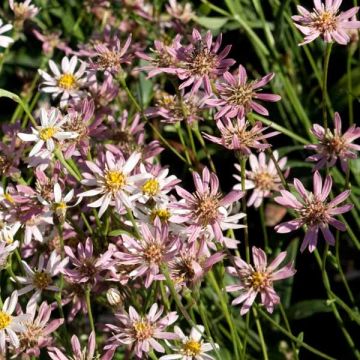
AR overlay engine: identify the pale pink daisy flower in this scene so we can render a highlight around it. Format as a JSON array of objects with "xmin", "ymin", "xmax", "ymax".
[
  {"xmin": 0, "ymin": 221, "xmax": 21, "ymax": 246},
  {"xmin": 105, "ymin": 303, "xmax": 178, "ymax": 358},
  {"xmin": 274, "ymin": 171, "xmax": 353, "ymax": 252},
  {"xmin": 114, "ymin": 219, "xmax": 180, "ymax": 288},
  {"xmin": 0, "ymin": 19, "xmax": 14, "ymax": 49},
  {"xmin": 78, "ymin": 151, "xmax": 146, "ymax": 217},
  {"xmin": 17, "ymin": 250, "xmax": 69, "ymax": 302},
  {"xmin": 174, "ymin": 29, "xmax": 235, "ymax": 95},
  {"xmin": 9, "ymin": 0, "xmax": 39, "ymax": 25},
  {"xmin": 292, "ymin": 0, "xmax": 360, "ymax": 45},
  {"xmin": 0, "ymin": 291, "xmax": 30, "ymax": 353},
  {"xmin": 166, "ymin": 0, "xmax": 194, "ymax": 24},
  {"xmin": 226, "ymin": 246, "xmax": 296, "ymax": 315},
  {"xmin": 305, "ymin": 112, "xmax": 360, "ymax": 172},
  {"xmin": 160, "ymin": 325, "xmax": 218, "ymax": 360},
  {"xmin": 206, "ymin": 65, "xmax": 281, "ymax": 119},
  {"xmin": 233, "ymin": 151, "xmax": 288, "ymax": 208},
  {"xmin": 203, "ymin": 117, "xmax": 280, "ymax": 154},
  {"xmin": 18, "ymin": 108, "xmax": 78, "ymax": 157},
  {"xmin": 38, "ymin": 56, "xmax": 88, "ymax": 107},
  {"xmin": 0, "ymin": 240, "xmax": 19, "ymax": 270},
  {"xmin": 171, "ymin": 167, "xmax": 244, "ymax": 242}
]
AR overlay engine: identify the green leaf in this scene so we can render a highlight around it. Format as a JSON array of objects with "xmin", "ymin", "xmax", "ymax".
[
  {"xmin": 193, "ymin": 16, "xmax": 229, "ymax": 30},
  {"xmin": 108, "ymin": 229, "xmax": 133, "ymax": 237},
  {"xmin": 288, "ymin": 299, "xmax": 332, "ymax": 320}
]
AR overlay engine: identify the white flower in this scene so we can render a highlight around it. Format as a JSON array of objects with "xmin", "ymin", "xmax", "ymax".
[
  {"xmin": 78, "ymin": 151, "xmax": 147, "ymax": 217},
  {"xmin": 0, "ymin": 240, "xmax": 19, "ymax": 269},
  {"xmin": 9, "ymin": 0, "xmax": 39, "ymax": 21},
  {"xmin": 16, "ymin": 251, "xmax": 69, "ymax": 303},
  {"xmin": 0, "ymin": 19, "xmax": 14, "ymax": 48},
  {"xmin": 18, "ymin": 108, "xmax": 78, "ymax": 157},
  {"xmin": 38, "ymin": 56, "xmax": 88, "ymax": 108},
  {"xmin": 160, "ymin": 325, "xmax": 218, "ymax": 360},
  {"xmin": 0, "ymin": 291, "xmax": 30, "ymax": 353}
]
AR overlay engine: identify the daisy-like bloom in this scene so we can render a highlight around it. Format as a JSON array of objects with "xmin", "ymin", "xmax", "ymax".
[
  {"xmin": 18, "ymin": 108, "xmax": 78, "ymax": 157},
  {"xmin": 0, "ymin": 19, "xmax": 14, "ymax": 49},
  {"xmin": 174, "ymin": 29, "xmax": 235, "ymax": 95},
  {"xmin": 9, "ymin": 0, "xmax": 39, "ymax": 27},
  {"xmin": 305, "ymin": 112, "xmax": 360, "ymax": 172},
  {"xmin": 0, "ymin": 221, "xmax": 20, "ymax": 246},
  {"xmin": 292, "ymin": 0, "xmax": 360, "ymax": 45},
  {"xmin": 78, "ymin": 151, "xmax": 146, "ymax": 217},
  {"xmin": 16, "ymin": 301, "xmax": 63, "ymax": 357},
  {"xmin": 114, "ymin": 219, "xmax": 180, "ymax": 288},
  {"xmin": 205, "ymin": 65, "xmax": 281, "ymax": 119},
  {"xmin": 0, "ymin": 291, "xmax": 30, "ymax": 353},
  {"xmin": 48, "ymin": 331, "xmax": 113, "ymax": 360},
  {"xmin": 274, "ymin": 171, "xmax": 353, "ymax": 252},
  {"xmin": 203, "ymin": 117, "xmax": 279, "ymax": 154},
  {"xmin": 226, "ymin": 247, "xmax": 296, "ymax": 315},
  {"xmin": 64, "ymin": 238, "xmax": 114, "ymax": 285},
  {"xmin": 171, "ymin": 167, "xmax": 244, "ymax": 242},
  {"xmin": 105, "ymin": 303, "xmax": 178, "ymax": 358},
  {"xmin": 160, "ymin": 325, "xmax": 218, "ymax": 360},
  {"xmin": 17, "ymin": 250, "xmax": 69, "ymax": 302},
  {"xmin": 32, "ymin": 30, "xmax": 72, "ymax": 56},
  {"xmin": 38, "ymin": 56, "xmax": 88, "ymax": 108},
  {"xmin": 0, "ymin": 240, "xmax": 18, "ymax": 269},
  {"xmin": 233, "ymin": 151, "xmax": 288, "ymax": 208},
  {"xmin": 166, "ymin": 0, "xmax": 194, "ymax": 24}
]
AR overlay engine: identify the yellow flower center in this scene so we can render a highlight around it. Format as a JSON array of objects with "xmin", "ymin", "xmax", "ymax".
[
  {"xmin": 33, "ymin": 271, "xmax": 52, "ymax": 289},
  {"xmin": 58, "ymin": 74, "xmax": 77, "ymax": 90},
  {"xmin": 0, "ymin": 311, "xmax": 12, "ymax": 330},
  {"xmin": 39, "ymin": 127, "xmax": 56, "ymax": 141},
  {"xmin": 313, "ymin": 11, "xmax": 337, "ymax": 32},
  {"xmin": 142, "ymin": 179, "xmax": 160, "ymax": 196},
  {"xmin": 144, "ymin": 243, "xmax": 165, "ymax": 264},
  {"xmin": 133, "ymin": 319, "xmax": 154, "ymax": 340},
  {"xmin": 183, "ymin": 340, "xmax": 202, "ymax": 356},
  {"xmin": 150, "ymin": 208, "xmax": 171, "ymax": 223},
  {"xmin": 249, "ymin": 271, "xmax": 269, "ymax": 290},
  {"xmin": 104, "ymin": 170, "xmax": 127, "ymax": 192},
  {"xmin": 253, "ymin": 171, "xmax": 275, "ymax": 191},
  {"xmin": 195, "ymin": 194, "xmax": 220, "ymax": 226}
]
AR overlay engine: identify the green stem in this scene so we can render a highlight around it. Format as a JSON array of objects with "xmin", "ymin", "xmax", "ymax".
[
  {"xmin": 347, "ymin": 47, "xmax": 354, "ymax": 125},
  {"xmin": 259, "ymin": 204, "xmax": 269, "ymax": 253},
  {"xmin": 322, "ymin": 43, "xmax": 333, "ymax": 131},
  {"xmin": 252, "ymin": 307, "xmax": 268, "ymax": 360},
  {"xmin": 54, "ymin": 149, "xmax": 82, "ymax": 182},
  {"xmin": 85, "ymin": 286, "xmax": 96, "ymax": 336},
  {"xmin": 240, "ymin": 156, "xmax": 250, "ymax": 263},
  {"xmin": 175, "ymin": 122, "xmax": 192, "ymax": 166}
]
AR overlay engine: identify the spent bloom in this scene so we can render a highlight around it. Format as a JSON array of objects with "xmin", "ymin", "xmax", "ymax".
[
  {"xmin": 233, "ymin": 151, "xmax": 288, "ymax": 208},
  {"xmin": 206, "ymin": 65, "xmax": 281, "ymax": 119},
  {"xmin": 38, "ymin": 56, "xmax": 88, "ymax": 107},
  {"xmin": 160, "ymin": 325, "xmax": 218, "ymax": 360},
  {"xmin": 305, "ymin": 112, "xmax": 360, "ymax": 172},
  {"xmin": 18, "ymin": 108, "xmax": 78, "ymax": 157},
  {"xmin": 226, "ymin": 247, "xmax": 296, "ymax": 315},
  {"xmin": 174, "ymin": 29, "xmax": 235, "ymax": 94},
  {"xmin": 203, "ymin": 117, "xmax": 279, "ymax": 154},
  {"xmin": 274, "ymin": 171, "xmax": 353, "ymax": 252},
  {"xmin": 0, "ymin": 291, "xmax": 30, "ymax": 353},
  {"xmin": 171, "ymin": 167, "xmax": 244, "ymax": 242},
  {"xmin": 0, "ymin": 19, "xmax": 14, "ymax": 49},
  {"xmin": 292, "ymin": 0, "xmax": 360, "ymax": 45},
  {"xmin": 105, "ymin": 303, "xmax": 178, "ymax": 358}
]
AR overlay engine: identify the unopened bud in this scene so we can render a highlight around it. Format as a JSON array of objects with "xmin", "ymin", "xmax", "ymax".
[{"xmin": 107, "ymin": 288, "xmax": 122, "ymax": 308}]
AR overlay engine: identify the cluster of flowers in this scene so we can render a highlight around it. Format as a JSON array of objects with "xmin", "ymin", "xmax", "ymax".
[{"xmin": 0, "ymin": 0, "xmax": 358, "ymax": 359}]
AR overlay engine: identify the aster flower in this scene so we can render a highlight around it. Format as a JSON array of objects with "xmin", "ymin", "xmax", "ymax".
[
  {"xmin": 0, "ymin": 19, "xmax": 14, "ymax": 49},
  {"xmin": 274, "ymin": 171, "xmax": 353, "ymax": 252},
  {"xmin": 305, "ymin": 112, "xmax": 360, "ymax": 172},
  {"xmin": 205, "ymin": 65, "xmax": 281, "ymax": 119},
  {"xmin": 48, "ymin": 331, "xmax": 113, "ymax": 360},
  {"xmin": 203, "ymin": 117, "xmax": 279, "ymax": 154},
  {"xmin": 174, "ymin": 29, "xmax": 235, "ymax": 95},
  {"xmin": 0, "ymin": 222, "xmax": 21, "ymax": 246},
  {"xmin": 16, "ymin": 250, "xmax": 69, "ymax": 302},
  {"xmin": 18, "ymin": 108, "xmax": 78, "ymax": 157},
  {"xmin": 171, "ymin": 167, "xmax": 244, "ymax": 242},
  {"xmin": 78, "ymin": 151, "xmax": 146, "ymax": 217},
  {"xmin": 233, "ymin": 151, "xmax": 288, "ymax": 208},
  {"xmin": 38, "ymin": 56, "xmax": 88, "ymax": 107},
  {"xmin": 9, "ymin": 0, "xmax": 39, "ymax": 27},
  {"xmin": 166, "ymin": 0, "xmax": 194, "ymax": 24},
  {"xmin": 0, "ymin": 240, "xmax": 19, "ymax": 270},
  {"xmin": 160, "ymin": 325, "xmax": 218, "ymax": 360},
  {"xmin": 114, "ymin": 219, "xmax": 180, "ymax": 288},
  {"xmin": 292, "ymin": 0, "xmax": 360, "ymax": 45},
  {"xmin": 105, "ymin": 303, "xmax": 178, "ymax": 358},
  {"xmin": 0, "ymin": 291, "xmax": 30, "ymax": 353},
  {"xmin": 32, "ymin": 30, "xmax": 72, "ymax": 56},
  {"xmin": 226, "ymin": 246, "xmax": 296, "ymax": 315}
]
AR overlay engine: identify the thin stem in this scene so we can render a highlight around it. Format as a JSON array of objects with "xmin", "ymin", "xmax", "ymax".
[
  {"xmin": 252, "ymin": 307, "xmax": 268, "ymax": 360},
  {"xmin": 175, "ymin": 122, "xmax": 192, "ymax": 166},
  {"xmin": 85, "ymin": 286, "xmax": 96, "ymax": 335},
  {"xmin": 259, "ymin": 204, "xmax": 269, "ymax": 253},
  {"xmin": 347, "ymin": 47, "xmax": 354, "ymax": 125},
  {"xmin": 322, "ymin": 43, "xmax": 333, "ymax": 131},
  {"xmin": 240, "ymin": 156, "xmax": 250, "ymax": 262}
]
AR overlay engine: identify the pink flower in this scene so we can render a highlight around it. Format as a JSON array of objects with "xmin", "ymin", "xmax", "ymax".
[
  {"xmin": 206, "ymin": 65, "xmax": 281, "ymax": 119},
  {"xmin": 203, "ymin": 117, "xmax": 279, "ymax": 154},
  {"xmin": 274, "ymin": 171, "xmax": 353, "ymax": 252},
  {"xmin": 292, "ymin": 0, "xmax": 360, "ymax": 45},
  {"xmin": 226, "ymin": 246, "xmax": 296, "ymax": 315},
  {"xmin": 105, "ymin": 303, "xmax": 178, "ymax": 358},
  {"xmin": 305, "ymin": 112, "xmax": 360, "ymax": 172},
  {"xmin": 171, "ymin": 167, "xmax": 244, "ymax": 242},
  {"xmin": 174, "ymin": 29, "xmax": 235, "ymax": 95}
]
